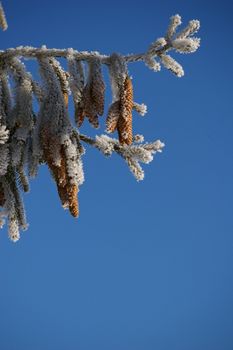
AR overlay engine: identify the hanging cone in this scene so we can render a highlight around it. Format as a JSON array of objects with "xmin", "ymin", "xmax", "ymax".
[
  {"xmin": 106, "ymin": 100, "xmax": 120, "ymax": 133},
  {"xmin": 65, "ymin": 182, "xmax": 79, "ymax": 217},
  {"xmin": 89, "ymin": 59, "xmax": 105, "ymax": 116},
  {"xmin": 117, "ymin": 75, "xmax": 133, "ymax": 145}
]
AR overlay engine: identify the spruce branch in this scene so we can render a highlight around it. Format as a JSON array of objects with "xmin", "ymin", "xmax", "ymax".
[
  {"xmin": 0, "ymin": 15, "xmax": 200, "ymax": 77},
  {"xmin": 0, "ymin": 1, "xmax": 200, "ymax": 241},
  {"xmin": 79, "ymin": 133, "xmax": 164, "ymax": 181}
]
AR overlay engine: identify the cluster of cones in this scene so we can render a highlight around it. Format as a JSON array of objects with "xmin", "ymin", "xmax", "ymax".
[
  {"xmin": 75, "ymin": 60, "xmax": 105, "ymax": 129},
  {"xmin": 39, "ymin": 72, "xmax": 79, "ymax": 218},
  {"xmin": 40, "ymin": 60, "xmax": 134, "ymax": 219},
  {"xmin": 75, "ymin": 62, "xmax": 134, "ymax": 146}
]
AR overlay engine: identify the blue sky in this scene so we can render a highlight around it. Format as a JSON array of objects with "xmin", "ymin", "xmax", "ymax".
[{"xmin": 0, "ymin": 0, "xmax": 233, "ymax": 349}]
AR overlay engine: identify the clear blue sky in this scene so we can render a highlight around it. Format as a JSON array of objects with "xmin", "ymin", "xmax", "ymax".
[{"xmin": 0, "ymin": 0, "xmax": 233, "ymax": 349}]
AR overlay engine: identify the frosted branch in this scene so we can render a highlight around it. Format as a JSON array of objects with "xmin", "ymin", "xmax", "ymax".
[
  {"xmin": 79, "ymin": 134, "xmax": 164, "ymax": 181},
  {"xmin": 0, "ymin": 15, "xmax": 200, "ymax": 79},
  {"xmin": 0, "ymin": 8, "xmax": 200, "ymax": 241}
]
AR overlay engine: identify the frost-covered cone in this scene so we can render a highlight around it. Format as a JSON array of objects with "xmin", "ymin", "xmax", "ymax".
[
  {"xmin": 107, "ymin": 55, "xmax": 134, "ymax": 144},
  {"xmin": 59, "ymin": 144, "xmax": 79, "ymax": 217},
  {"xmin": 67, "ymin": 51, "xmax": 85, "ymax": 127},
  {"xmin": 67, "ymin": 51, "xmax": 85, "ymax": 105},
  {"xmin": 77, "ymin": 59, "xmax": 105, "ymax": 129},
  {"xmin": 88, "ymin": 58, "xmax": 105, "ymax": 116},
  {"xmin": 108, "ymin": 53, "xmax": 127, "ymax": 101},
  {"xmin": 37, "ymin": 57, "xmax": 80, "ymax": 216},
  {"xmin": 38, "ymin": 57, "xmax": 70, "ymax": 134},
  {"xmin": 61, "ymin": 133, "xmax": 84, "ymax": 187},
  {"xmin": 106, "ymin": 101, "xmax": 120, "ymax": 133},
  {"xmin": 39, "ymin": 120, "xmax": 82, "ymax": 217},
  {"xmin": 65, "ymin": 181, "xmax": 79, "ymax": 217},
  {"xmin": 81, "ymin": 84, "xmax": 99, "ymax": 128},
  {"xmin": 75, "ymin": 103, "xmax": 85, "ymax": 128},
  {"xmin": 49, "ymin": 57, "xmax": 70, "ymax": 108},
  {"xmin": 118, "ymin": 75, "xmax": 133, "ymax": 145}
]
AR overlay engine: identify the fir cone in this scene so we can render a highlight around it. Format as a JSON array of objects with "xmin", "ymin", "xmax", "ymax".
[
  {"xmin": 41, "ymin": 133, "xmax": 79, "ymax": 217},
  {"xmin": 81, "ymin": 85, "xmax": 99, "ymax": 129},
  {"xmin": 90, "ymin": 73, "xmax": 105, "ymax": 116},
  {"xmin": 106, "ymin": 100, "xmax": 120, "ymax": 133},
  {"xmin": 75, "ymin": 103, "xmax": 85, "ymax": 128},
  {"xmin": 117, "ymin": 75, "xmax": 133, "ymax": 145},
  {"xmin": 75, "ymin": 105, "xmax": 85, "ymax": 128},
  {"xmin": 87, "ymin": 114, "xmax": 99, "ymax": 129},
  {"xmin": 66, "ymin": 182, "xmax": 79, "ymax": 217},
  {"xmin": 76, "ymin": 60, "xmax": 105, "ymax": 129},
  {"xmin": 117, "ymin": 116, "xmax": 133, "ymax": 145},
  {"xmin": 88, "ymin": 59, "xmax": 105, "ymax": 116},
  {"xmin": 49, "ymin": 58, "xmax": 70, "ymax": 108},
  {"xmin": 57, "ymin": 183, "xmax": 69, "ymax": 208},
  {"xmin": 40, "ymin": 128, "xmax": 67, "ymax": 206},
  {"xmin": 59, "ymin": 145, "xmax": 79, "ymax": 217}
]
